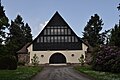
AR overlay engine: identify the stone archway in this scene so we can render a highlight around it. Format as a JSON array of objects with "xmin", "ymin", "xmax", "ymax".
[{"xmin": 49, "ymin": 53, "xmax": 66, "ymax": 64}]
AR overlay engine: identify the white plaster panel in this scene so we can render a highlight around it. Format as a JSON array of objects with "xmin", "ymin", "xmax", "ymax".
[{"xmin": 27, "ymin": 44, "xmax": 88, "ymax": 64}]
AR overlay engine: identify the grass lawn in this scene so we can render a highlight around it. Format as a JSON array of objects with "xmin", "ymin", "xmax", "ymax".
[
  {"xmin": 74, "ymin": 66, "xmax": 120, "ymax": 80},
  {"xmin": 0, "ymin": 66, "xmax": 42, "ymax": 80}
]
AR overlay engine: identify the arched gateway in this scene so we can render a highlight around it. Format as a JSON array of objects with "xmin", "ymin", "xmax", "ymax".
[{"xmin": 49, "ymin": 53, "xmax": 66, "ymax": 64}]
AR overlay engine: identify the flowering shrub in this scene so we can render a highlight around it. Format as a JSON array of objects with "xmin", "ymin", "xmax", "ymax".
[{"xmin": 92, "ymin": 45, "xmax": 120, "ymax": 73}]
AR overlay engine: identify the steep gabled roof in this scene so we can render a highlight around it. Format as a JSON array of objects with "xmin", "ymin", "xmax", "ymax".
[
  {"xmin": 34, "ymin": 11, "xmax": 80, "ymax": 42},
  {"xmin": 28, "ymin": 12, "xmax": 87, "ymax": 50}
]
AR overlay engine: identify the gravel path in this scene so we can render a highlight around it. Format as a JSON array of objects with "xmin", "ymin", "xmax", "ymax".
[{"xmin": 32, "ymin": 66, "xmax": 93, "ymax": 80}]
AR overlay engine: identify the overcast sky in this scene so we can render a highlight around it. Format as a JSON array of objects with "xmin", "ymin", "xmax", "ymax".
[{"xmin": 2, "ymin": 0, "xmax": 120, "ymax": 38}]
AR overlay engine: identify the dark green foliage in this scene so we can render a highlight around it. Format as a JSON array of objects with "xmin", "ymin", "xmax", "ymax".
[
  {"xmin": 109, "ymin": 24, "xmax": 120, "ymax": 47},
  {"xmin": 0, "ymin": 3, "xmax": 9, "ymax": 45},
  {"xmin": 110, "ymin": 3, "xmax": 120, "ymax": 47},
  {"xmin": 6, "ymin": 15, "xmax": 32, "ymax": 56},
  {"xmin": 21, "ymin": 23, "xmax": 32, "ymax": 43},
  {"xmin": 92, "ymin": 45, "xmax": 120, "ymax": 73},
  {"xmin": 83, "ymin": 14, "xmax": 104, "ymax": 47},
  {"xmin": 0, "ymin": 55, "xmax": 17, "ymax": 70},
  {"xmin": 6, "ymin": 19, "xmax": 25, "ymax": 55}
]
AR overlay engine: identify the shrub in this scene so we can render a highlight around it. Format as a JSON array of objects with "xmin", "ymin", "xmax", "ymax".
[
  {"xmin": 78, "ymin": 54, "xmax": 85, "ymax": 66},
  {"xmin": 92, "ymin": 45, "xmax": 120, "ymax": 73},
  {"xmin": 0, "ymin": 55, "xmax": 17, "ymax": 70},
  {"xmin": 31, "ymin": 54, "xmax": 39, "ymax": 66}
]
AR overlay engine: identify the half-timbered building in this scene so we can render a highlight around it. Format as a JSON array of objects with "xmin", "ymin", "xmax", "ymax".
[{"xmin": 26, "ymin": 12, "xmax": 88, "ymax": 64}]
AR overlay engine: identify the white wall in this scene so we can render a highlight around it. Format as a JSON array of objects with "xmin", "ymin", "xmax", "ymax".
[{"xmin": 27, "ymin": 43, "xmax": 88, "ymax": 64}]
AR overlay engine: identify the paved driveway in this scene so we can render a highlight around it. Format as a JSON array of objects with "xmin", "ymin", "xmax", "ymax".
[{"xmin": 32, "ymin": 66, "xmax": 93, "ymax": 80}]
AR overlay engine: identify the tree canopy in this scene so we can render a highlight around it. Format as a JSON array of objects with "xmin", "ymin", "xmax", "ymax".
[
  {"xmin": 0, "ymin": 3, "xmax": 9, "ymax": 45},
  {"xmin": 6, "ymin": 15, "xmax": 32, "ymax": 56},
  {"xmin": 83, "ymin": 14, "xmax": 104, "ymax": 47}
]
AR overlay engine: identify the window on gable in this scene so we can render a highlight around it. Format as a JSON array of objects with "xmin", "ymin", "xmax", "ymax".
[
  {"xmin": 44, "ymin": 37, "xmax": 47, "ymax": 42},
  {"xmin": 61, "ymin": 29, "xmax": 64, "ymax": 35},
  {"xmin": 61, "ymin": 36, "xmax": 64, "ymax": 42},
  {"xmin": 51, "ymin": 36, "xmax": 54, "ymax": 42},
  {"xmin": 40, "ymin": 37, "xmax": 43, "ymax": 42},
  {"xmin": 54, "ymin": 29, "xmax": 57, "ymax": 35},
  {"xmin": 68, "ymin": 36, "xmax": 71, "ymax": 42},
  {"xmin": 65, "ymin": 29, "xmax": 67, "ymax": 35},
  {"xmin": 47, "ymin": 36, "xmax": 50, "ymax": 42},
  {"xmin": 54, "ymin": 36, "xmax": 57, "ymax": 42},
  {"xmin": 68, "ymin": 29, "xmax": 71, "ymax": 35},
  {"xmin": 58, "ymin": 36, "xmax": 60, "ymax": 42},
  {"xmin": 47, "ymin": 29, "xmax": 50, "ymax": 35},
  {"xmin": 65, "ymin": 36, "xmax": 67, "ymax": 42},
  {"xmin": 51, "ymin": 29, "xmax": 54, "ymax": 35},
  {"xmin": 58, "ymin": 29, "xmax": 60, "ymax": 35},
  {"xmin": 72, "ymin": 36, "xmax": 74, "ymax": 42}
]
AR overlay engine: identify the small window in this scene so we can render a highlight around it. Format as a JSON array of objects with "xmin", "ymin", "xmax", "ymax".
[
  {"xmin": 41, "ymin": 55, "xmax": 44, "ymax": 58},
  {"xmin": 51, "ymin": 29, "xmax": 54, "ymax": 35},
  {"xmin": 51, "ymin": 36, "xmax": 54, "ymax": 42},
  {"xmin": 47, "ymin": 36, "xmax": 50, "ymax": 42},
  {"xmin": 65, "ymin": 29, "xmax": 67, "ymax": 35},
  {"xmin": 68, "ymin": 29, "xmax": 71, "ymax": 35},
  {"xmin": 47, "ymin": 29, "xmax": 50, "ymax": 35},
  {"xmin": 58, "ymin": 36, "xmax": 61, "ymax": 42},
  {"xmin": 72, "ymin": 36, "xmax": 74, "ymax": 42},
  {"xmin": 65, "ymin": 36, "xmax": 67, "ymax": 42},
  {"xmin": 54, "ymin": 36, "xmax": 57, "ymax": 42},
  {"xmin": 44, "ymin": 37, "xmax": 47, "ymax": 42},
  {"xmin": 54, "ymin": 29, "xmax": 57, "ymax": 35},
  {"xmin": 58, "ymin": 29, "xmax": 60, "ymax": 35},
  {"xmin": 71, "ymin": 54, "xmax": 74, "ymax": 57},
  {"xmin": 61, "ymin": 29, "xmax": 64, "ymax": 35},
  {"xmin": 68, "ymin": 36, "xmax": 71, "ymax": 42},
  {"xmin": 40, "ymin": 37, "xmax": 43, "ymax": 42},
  {"xmin": 61, "ymin": 36, "xmax": 64, "ymax": 42}
]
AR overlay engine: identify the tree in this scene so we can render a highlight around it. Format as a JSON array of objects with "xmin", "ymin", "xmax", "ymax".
[
  {"xmin": 21, "ymin": 23, "xmax": 32, "ymax": 43},
  {"xmin": 109, "ymin": 3, "xmax": 120, "ymax": 47},
  {"xmin": 6, "ymin": 20, "xmax": 24, "ymax": 55},
  {"xmin": 0, "ymin": 1, "xmax": 9, "ymax": 55},
  {"xmin": 6, "ymin": 15, "xmax": 32, "ymax": 56},
  {"xmin": 83, "ymin": 14, "xmax": 104, "ymax": 47},
  {"xmin": 109, "ymin": 24, "xmax": 120, "ymax": 47},
  {"xmin": 0, "ymin": 2, "xmax": 9, "ymax": 45},
  {"xmin": 6, "ymin": 15, "xmax": 25, "ymax": 55}
]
